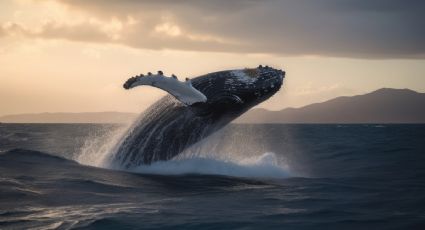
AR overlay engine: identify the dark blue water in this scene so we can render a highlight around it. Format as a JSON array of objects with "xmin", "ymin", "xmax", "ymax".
[{"xmin": 1, "ymin": 123, "xmax": 425, "ymax": 229}]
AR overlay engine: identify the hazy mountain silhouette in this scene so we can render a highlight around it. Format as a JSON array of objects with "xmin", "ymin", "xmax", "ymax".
[
  {"xmin": 236, "ymin": 88, "xmax": 425, "ymax": 123},
  {"xmin": 1, "ymin": 88, "xmax": 424, "ymax": 123}
]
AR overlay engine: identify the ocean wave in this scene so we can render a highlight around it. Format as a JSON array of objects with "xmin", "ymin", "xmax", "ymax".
[
  {"xmin": 0, "ymin": 149, "xmax": 76, "ymax": 165},
  {"xmin": 129, "ymin": 152, "xmax": 291, "ymax": 178}
]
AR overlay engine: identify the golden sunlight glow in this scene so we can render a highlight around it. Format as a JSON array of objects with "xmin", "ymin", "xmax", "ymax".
[
  {"xmin": 155, "ymin": 22, "xmax": 182, "ymax": 37},
  {"xmin": 0, "ymin": 0, "xmax": 424, "ymax": 116}
]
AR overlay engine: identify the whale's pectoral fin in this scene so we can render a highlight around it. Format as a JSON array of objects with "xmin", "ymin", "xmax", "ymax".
[{"xmin": 123, "ymin": 72, "xmax": 207, "ymax": 106}]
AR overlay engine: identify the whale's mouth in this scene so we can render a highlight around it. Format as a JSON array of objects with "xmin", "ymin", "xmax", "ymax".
[
  {"xmin": 257, "ymin": 65, "xmax": 285, "ymax": 82},
  {"xmin": 256, "ymin": 65, "xmax": 285, "ymax": 95}
]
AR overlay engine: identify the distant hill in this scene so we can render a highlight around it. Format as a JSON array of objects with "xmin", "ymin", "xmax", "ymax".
[
  {"xmin": 0, "ymin": 112, "xmax": 137, "ymax": 123},
  {"xmin": 236, "ymin": 88, "xmax": 425, "ymax": 123},
  {"xmin": 1, "ymin": 88, "xmax": 424, "ymax": 124}
]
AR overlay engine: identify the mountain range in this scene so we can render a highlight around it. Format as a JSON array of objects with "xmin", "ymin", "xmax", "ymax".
[
  {"xmin": 236, "ymin": 88, "xmax": 425, "ymax": 123},
  {"xmin": 1, "ymin": 88, "xmax": 424, "ymax": 123}
]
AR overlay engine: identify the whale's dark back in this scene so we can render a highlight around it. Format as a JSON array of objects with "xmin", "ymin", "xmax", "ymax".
[{"xmin": 109, "ymin": 67, "xmax": 284, "ymax": 168}]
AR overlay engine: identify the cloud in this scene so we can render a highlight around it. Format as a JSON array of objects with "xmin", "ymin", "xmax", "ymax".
[
  {"xmin": 2, "ymin": 21, "xmax": 108, "ymax": 40},
  {"xmin": 2, "ymin": 0, "xmax": 425, "ymax": 58}
]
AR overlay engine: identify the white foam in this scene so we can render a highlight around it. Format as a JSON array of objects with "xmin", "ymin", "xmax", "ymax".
[
  {"xmin": 76, "ymin": 124, "xmax": 130, "ymax": 167},
  {"xmin": 129, "ymin": 152, "xmax": 290, "ymax": 179},
  {"xmin": 76, "ymin": 120, "xmax": 292, "ymax": 179}
]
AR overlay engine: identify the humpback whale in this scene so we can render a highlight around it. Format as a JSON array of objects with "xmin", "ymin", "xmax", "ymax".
[{"xmin": 110, "ymin": 66, "xmax": 285, "ymax": 168}]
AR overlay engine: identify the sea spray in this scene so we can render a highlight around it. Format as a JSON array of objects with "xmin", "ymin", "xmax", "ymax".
[
  {"xmin": 75, "ymin": 101, "xmax": 292, "ymax": 178},
  {"xmin": 130, "ymin": 152, "xmax": 290, "ymax": 178},
  {"xmin": 76, "ymin": 102, "xmax": 171, "ymax": 168},
  {"xmin": 76, "ymin": 121, "xmax": 292, "ymax": 178},
  {"xmin": 76, "ymin": 124, "xmax": 130, "ymax": 167}
]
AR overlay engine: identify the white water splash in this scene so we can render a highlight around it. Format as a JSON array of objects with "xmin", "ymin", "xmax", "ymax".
[
  {"xmin": 80, "ymin": 131, "xmax": 291, "ymax": 178},
  {"xmin": 76, "ymin": 124, "xmax": 130, "ymax": 167},
  {"xmin": 130, "ymin": 152, "xmax": 290, "ymax": 178},
  {"xmin": 76, "ymin": 116, "xmax": 292, "ymax": 179}
]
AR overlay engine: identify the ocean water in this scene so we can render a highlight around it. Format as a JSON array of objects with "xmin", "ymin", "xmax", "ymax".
[{"xmin": 0, "ymin": 123, "xmax": 424, "ymax": 229}]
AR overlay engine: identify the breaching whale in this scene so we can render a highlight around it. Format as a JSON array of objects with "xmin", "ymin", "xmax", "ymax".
[{"xmin": 110, "ymin": 66, "xmax": 285, "ymax": 168}]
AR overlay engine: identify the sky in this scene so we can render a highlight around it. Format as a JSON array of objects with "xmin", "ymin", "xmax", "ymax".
[{"xmin": 0, "ymin": 0, "xmax": 424, "ymax": 116}]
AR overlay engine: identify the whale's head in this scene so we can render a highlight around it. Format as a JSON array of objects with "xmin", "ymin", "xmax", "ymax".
[
  {"xmin": 192, "ymin": 65, "xmax": 285, "ymax": 116},
  {"xmin": 227, "ymin": 65, "xmax": 285, "ymax": 105}
]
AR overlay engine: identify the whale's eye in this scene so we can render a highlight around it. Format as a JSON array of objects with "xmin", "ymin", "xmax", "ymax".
[{"xmin": 243, "ymin": 68, "xmax": 259, "ymax": 78}]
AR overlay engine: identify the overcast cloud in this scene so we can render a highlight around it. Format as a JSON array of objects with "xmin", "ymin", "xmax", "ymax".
[{"xmin": 2, "ymin": 0, "xmax": 425, "ymax": 58}]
